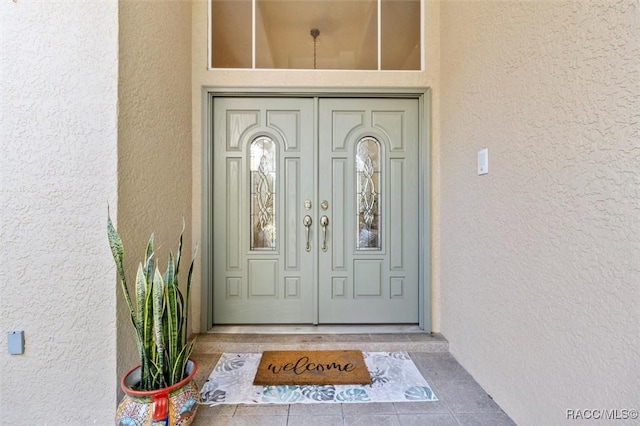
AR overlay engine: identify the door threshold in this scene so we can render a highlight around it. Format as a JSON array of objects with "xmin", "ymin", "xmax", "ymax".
[{"xmin": 207, "ymin": 324, "xmax": 423, "ymax": 335}]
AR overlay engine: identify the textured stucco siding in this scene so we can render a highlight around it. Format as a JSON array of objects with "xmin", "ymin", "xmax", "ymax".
[
  {"xmin": 118, "ymin": 0, "xmax": 193, "ymax": 389},
  {"xmin": 0, "ymin": 0, "xmax": 119, "ymax": 424},
  {"xmin": 440, "ymin": 1, "xmax": 640, "ymax": 424}
]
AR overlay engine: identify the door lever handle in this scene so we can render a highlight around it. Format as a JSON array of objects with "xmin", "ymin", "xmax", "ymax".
[
  {"xmin": 320, "ymin": 215, "xmax": 329, "ymax": 252},
  {"xmin": 303, "ymin": 215, "xmax": 313, "ymax": 252}
]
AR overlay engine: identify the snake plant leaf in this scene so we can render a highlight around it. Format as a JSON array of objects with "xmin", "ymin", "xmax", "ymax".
[
  {"xmin": 175, "ymin": 291, "xmax": 185, "ymax": 345},
  {"xmin": 107, "ymin": 214, "xmax": 135, "ymax": 323},
  {"xmin": 133, "ymin": 264, "xmax": 147, "ymax": 373},
  {"xmin": 171, "ymin": 337, "xmax": 197, "ymax": 384},
  {"xmin": 142, "ymin": 268, "xmax": 155, "ymax": 388},
  {"xmin": 152, "ymin": 268, "xmax": 166, "ymax": 388},
  {"xmin": 135, "ymin": 264, "xmax": 146, "ymax": 333},
  {"xmin": 165, "ymin": 252, "xmax": 179, "ymax": 371},
  {"xmin": 184, "ymin": 246, "xmax": 197, "ymax": 345},
  {"xmin": 106, "ymin": 214, "xmax": 125, "ymax": 283},
  {"xmin": 144, "ymin": 234, "xmax": 155, "ymax": 288},
  {"xmin": 149, "ymin": 357, "xmax": 163, "ymax": 390},
  {"xmin": 175, "ymin": 220, "xmax": 184, "ymax": 276},
  {"xmin": 138, "ymin": 285, "xmax": 154, "ymax": 389},
  {"xmin": 142, "ymin": 235, "xmax": 154, "ymax": 388},
  {"xmin": 165, "ymin": 252, "xmax": 176, "ymax": 287}
]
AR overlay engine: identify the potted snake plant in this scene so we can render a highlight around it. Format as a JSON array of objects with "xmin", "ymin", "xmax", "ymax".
[{"xmin": 108, "ymin": 213, "xmax": 199, "ymax": 425}]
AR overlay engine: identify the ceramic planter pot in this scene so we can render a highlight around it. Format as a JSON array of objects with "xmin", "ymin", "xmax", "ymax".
[{"xmin": 115, "ymin": 360, "xmax": 199, "ymax": 426}]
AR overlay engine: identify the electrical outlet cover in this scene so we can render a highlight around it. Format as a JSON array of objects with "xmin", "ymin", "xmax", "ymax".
[{"xmin": 7, "ymin": 330, "xmax": 24, "ymax": 355}]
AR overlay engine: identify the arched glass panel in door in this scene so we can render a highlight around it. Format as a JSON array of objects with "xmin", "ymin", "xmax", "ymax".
[
  {"xmin": 250, "ymin": 136, "xmax": 277, "ymax": 250},
  {"xmin": 356, "ymin": 137, "xmax": 381, "ymax": 250}
]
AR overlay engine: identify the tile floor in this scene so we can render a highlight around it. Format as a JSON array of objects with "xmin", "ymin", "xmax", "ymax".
[{"xmin": 190, "ymin": 351, "xmax": 517, "ymax": 426}]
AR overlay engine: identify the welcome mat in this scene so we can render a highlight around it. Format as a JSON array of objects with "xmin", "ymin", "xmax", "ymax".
[
  {"xmin": 253, "ymin": 350, "xmax": 372, "ymax": 386},
  {"xmin": 200, "ymin": 351, "xmax": 437, "ymax": 405}
]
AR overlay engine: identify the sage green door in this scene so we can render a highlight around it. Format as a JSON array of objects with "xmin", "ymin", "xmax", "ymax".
[
  {"xmin": 317, "ymin": 98, "xmax": 420, "ymax": 323},
  {"xmin": 212, "ymin": 97, "xmax": 419, "ymax": 324},
  {"xmin": 212, "ymin": 97, "xmax": 315, "ymax": 323}
]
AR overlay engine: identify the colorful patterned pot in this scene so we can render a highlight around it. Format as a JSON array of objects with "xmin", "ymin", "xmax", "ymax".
[{"xmin": 115, "ymin": 360, "xmax": 199, "ymax": 426}]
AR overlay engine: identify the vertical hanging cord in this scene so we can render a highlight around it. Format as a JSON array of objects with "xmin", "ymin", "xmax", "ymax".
[{"xmin": 310, "ymin": 28, "xmax": 320, "ymax": 70}]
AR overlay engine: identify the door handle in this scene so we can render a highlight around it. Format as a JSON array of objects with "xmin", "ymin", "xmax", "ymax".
[
  {"xmin": 303, "ymin": 215, "xmax": 313, "ymax": 252},
  {"xmin": 320, "ymin": 215, "xmax": 329, "ymax": 252}
]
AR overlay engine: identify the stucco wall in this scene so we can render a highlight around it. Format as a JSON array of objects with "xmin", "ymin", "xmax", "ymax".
[
  {"xmin": 440, "ymin": 1, "xmax": 640, "ymax": 424},
  {"xmin": 0, "ymin": 0, "xmax": 119, "ymax": 424},
  {"xmin": 191, "ymin": 0, "xmax": 442, "ymax": 331},
  {"xmin": 118, "ymin": 0, "xmax": 193, "ymax": 387}
]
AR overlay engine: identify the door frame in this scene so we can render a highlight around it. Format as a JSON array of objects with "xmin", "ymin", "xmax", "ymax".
[{"xmin": 200, "ymin": 87, "xmax": 432, "ymax": 331}]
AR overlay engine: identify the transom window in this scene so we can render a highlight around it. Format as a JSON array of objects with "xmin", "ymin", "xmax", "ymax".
[{"xmin": 210, "ymin": 0, "xmax": 421, "ymax": 70}]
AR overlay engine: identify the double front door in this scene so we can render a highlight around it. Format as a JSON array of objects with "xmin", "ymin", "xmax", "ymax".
[{"xmin": 212, "ymin": 97, "xmax": 419, "ymax": 324}]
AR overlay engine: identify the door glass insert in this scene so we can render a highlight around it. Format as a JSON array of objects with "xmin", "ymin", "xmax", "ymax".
[
  {"xmin": 356, "ymin": 137, "xmax": 381, "ymax": 250},
  {"xmin": 250, "ymin": 136, "xmax": 277, "ymax": 250}
]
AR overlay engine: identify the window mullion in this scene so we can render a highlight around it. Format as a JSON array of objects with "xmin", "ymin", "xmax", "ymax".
[
  {"xmin": 377, "ymin": 0, "xmax": 381, "ymax": 70},
  {"xmin": 252, "ymin": 0, "xmax": 256, "ymax": 69}
]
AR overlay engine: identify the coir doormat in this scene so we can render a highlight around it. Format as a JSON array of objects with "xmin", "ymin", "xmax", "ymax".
[
  {"xmin": 253, "ymin": 350, "xmax": 372, "ymax": 386},
  {"xmin": 200, "ymin": 351, "xmax": 438, "ymax": 405}
]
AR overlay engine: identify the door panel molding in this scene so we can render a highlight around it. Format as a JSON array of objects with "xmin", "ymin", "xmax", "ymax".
[
  {"xmin": 317, "ymin": 98, "xmax": 418, "ymax": 324},
  {"xmin": 202, "ymin": 87, "xmax": 431, "ymax": 331}
]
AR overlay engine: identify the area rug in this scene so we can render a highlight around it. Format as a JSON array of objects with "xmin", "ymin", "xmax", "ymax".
[
  {"xmin": 200, "ymin": 351, "xmax": 437, "ymax": 405},
  {"xmin": 253, "ymin": 350, "xmax": 371, "ymax": 386}
]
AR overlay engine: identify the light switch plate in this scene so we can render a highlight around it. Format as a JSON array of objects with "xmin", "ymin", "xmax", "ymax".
[
  {"xmin": 7, "ymin": 330, "xmax": 24, "ymax": 355},
  {"xmin": 478, "ymin": 148, "xmax": 488, "ymax": 175}
]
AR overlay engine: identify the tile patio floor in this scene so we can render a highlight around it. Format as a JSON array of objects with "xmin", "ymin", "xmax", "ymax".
[{"xmin": 190, "ymin": 332, "xmax": 517, "ymax": 426}]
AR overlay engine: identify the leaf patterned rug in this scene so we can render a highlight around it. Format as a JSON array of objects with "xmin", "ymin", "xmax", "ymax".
[{"xmin": 199, "ymin": 351, "xmax": 437, "ymax": 405}]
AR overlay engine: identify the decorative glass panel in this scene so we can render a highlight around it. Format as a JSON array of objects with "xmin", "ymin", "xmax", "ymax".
[
  {"xmin": 356, "ymin": 137, "xmax": 381, "ymax": 250},
  {"xmin": 250, "ymin": 137, "xmax": 277, "ymax": 250}
]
